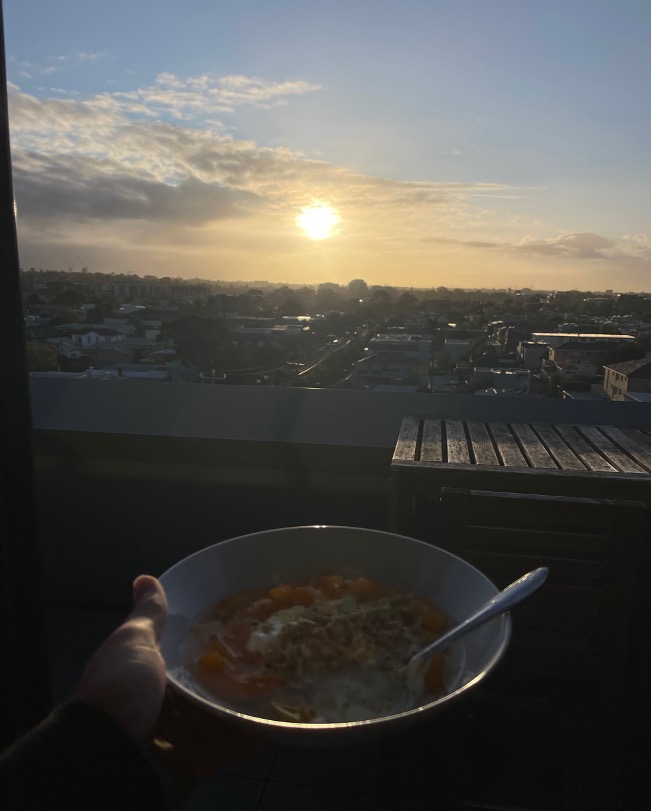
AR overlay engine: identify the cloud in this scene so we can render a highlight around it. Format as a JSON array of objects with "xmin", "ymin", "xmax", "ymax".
[
  {"xmin": 421, "ymin": 231, "xmax": 650, "ymax": 264},
  {"xmin": 514, "ymin": 231, "xmax": 650, "ymax": 261},
  {"xmin": 603, "ymin": 233, "xmax": 650, "ymax": 260},
  {"xmin": 13, "ymin": 156, "xmax": 261, "ymax": 224},
  {"xmin": 107, "ymin": 72, "xmax": 322, "ymax": 120},
  {"xmin": 15, "ymin": 50, "xmax": 109, "ymax": 77},
  {"xmin": 9, "ymin": 82, "xmax": 509, "ymax": 236},
  {"xmin": 514, "ymin": 231, "xmax": 613, "ymax": 258}
]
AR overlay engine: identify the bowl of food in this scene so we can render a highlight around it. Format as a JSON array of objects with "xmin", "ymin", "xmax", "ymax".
[{"xmin": 159, "ymin": 525, "xmax": 510, "ymax": 745}]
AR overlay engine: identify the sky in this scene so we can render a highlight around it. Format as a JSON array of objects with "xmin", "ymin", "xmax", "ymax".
[{"xmin": 3, "ymin": 0, "xmax": 650, "ymax": 292}]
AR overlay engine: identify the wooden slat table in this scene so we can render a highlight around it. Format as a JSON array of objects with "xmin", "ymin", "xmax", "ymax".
[{"xmin": 389, "ymin": 417, "xmax": 651, "ymax": 534}]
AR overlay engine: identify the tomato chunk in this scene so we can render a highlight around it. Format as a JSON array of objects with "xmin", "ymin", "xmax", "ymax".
[
  {"xmin": 289, "ymin": 585, "xmax": 317, "ymax": 607},
  {"xmin": 269, "ymin": 583, "xmax": 316, "ymax": 608},
  {"xmin": 312, "ymin": 574, "xmax": 345, "ymax": 599},
  {"xmin": 349, "ymin": 576, "xmax": 394, "ymax": 603},
  {"xmin": 214, "ymin": 589, "xmax": 268, "ymax": 621},
  {"xmin": 269, "ymin": 584, "xmax": 293, "ymax": 606}
]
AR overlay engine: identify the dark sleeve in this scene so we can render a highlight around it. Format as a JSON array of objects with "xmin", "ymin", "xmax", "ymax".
[{"xmin": 0, "ymin": 700, "xmax": 167, "ymax": 811}]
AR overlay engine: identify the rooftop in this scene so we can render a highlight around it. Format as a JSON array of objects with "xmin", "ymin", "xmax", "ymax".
[
  {"xmin": 531, "ymin": 332, "xmax": 636, "ymax": 340},
  {"xmin": 553, "ymin": 340, "xmax": 634, "ymax": 351},
  {"xmin": 603, "ymin": 358, "xmax": 651, "ymax": 377}
]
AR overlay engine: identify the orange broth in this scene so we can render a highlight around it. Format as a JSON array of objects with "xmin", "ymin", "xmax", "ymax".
[{"xmin": 189, "ymin": 574, "xmax": 450, "ymax": 723}]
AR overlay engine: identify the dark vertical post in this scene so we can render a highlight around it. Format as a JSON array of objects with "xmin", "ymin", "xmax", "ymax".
[{"xmin": 0, "ymin": 0, "xmax": 52, "ymax": 747}]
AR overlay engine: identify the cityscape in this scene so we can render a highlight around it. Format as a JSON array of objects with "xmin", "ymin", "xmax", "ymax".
[{"xmin": 22, "ymin": 268, "xmax": 650, "ymax": 401}]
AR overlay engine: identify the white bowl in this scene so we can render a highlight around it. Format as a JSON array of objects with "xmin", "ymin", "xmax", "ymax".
[{"xmin": 159, "ymin": 525, "xmax": 510, "ymax": 745}]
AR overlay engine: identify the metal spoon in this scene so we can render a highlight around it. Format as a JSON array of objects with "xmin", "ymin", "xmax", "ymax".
[{"xmin": 406, "ymin": 566, "xmax": 549, "ymax": 682}]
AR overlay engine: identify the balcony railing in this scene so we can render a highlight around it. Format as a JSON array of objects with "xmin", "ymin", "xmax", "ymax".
[{"xmin": 28, "ymin": 377, "xmax": 649, "ymax": 607}]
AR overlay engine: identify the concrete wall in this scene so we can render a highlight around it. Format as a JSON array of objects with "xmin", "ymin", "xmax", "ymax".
[{"xmin": 29, "ymin": 377, "xmax": 650, "ymax": 446}]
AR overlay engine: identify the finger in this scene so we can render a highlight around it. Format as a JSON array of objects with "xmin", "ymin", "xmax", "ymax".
[{"xmin": 130, "ymin": 574, "xmax": 168, "ymax": 641}]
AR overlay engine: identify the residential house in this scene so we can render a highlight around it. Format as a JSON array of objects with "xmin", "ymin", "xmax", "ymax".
[
  {"xmin": 102, "ymin": 318, "xmax": 137, "ymax": 337},
  {"xmin": 349, "ymin": 333, "xmax": 432, "ymax": 389},
  {"xmin": 92, "ymin": 339, "xmax": 132, "ymax": 367},
  {"xmin": 366, "ymin": 333, "xmax": 431, "ymax": 356},
  {"xmin": 56, "ymin": 325, "xmax": 122, "ymax": 349},
  {"xmin": 428, "ymin": 374, "xmax": 455, "ymax": 393},
  {"xmin": 350, "ymin": 350, "xmax": 430, "ymax": 388},
  {"xmin": 517, "ymin": 341, "xmax": 549, "ymax": 370},
  {"xmin": 46, "ymin": 336, "xmax": 84, "ymax": 360},
  {"xmin": 602, "ymin": 358, "xmax": 651, "ymax": 401},
  {"xmin": 114, "ymin": 336, "xmax": 168, "ymax": 362},
  {"xmin": 444, "ymin": 338, "xmax": 475, "ymax": 361},
  {"xmin": 82, "ymin": 335, "xmax": 166, "ymax": 365},
  {"xmin": 555, "ymin": 360, "xmax": 598, "ymax": 380}
]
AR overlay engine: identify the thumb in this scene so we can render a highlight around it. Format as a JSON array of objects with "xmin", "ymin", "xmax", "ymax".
[{"xmin": 130, "ymin": 574, "xmax": 168, "ymax": 641}]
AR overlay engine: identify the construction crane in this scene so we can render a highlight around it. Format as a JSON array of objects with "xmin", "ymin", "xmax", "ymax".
[{"xmin": 68, "ymin": 256, "xmax": 88, "ymax": 273}]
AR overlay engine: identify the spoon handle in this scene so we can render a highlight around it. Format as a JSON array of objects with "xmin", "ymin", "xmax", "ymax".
[{"xmin": 410, "ymin": 566, "xmax": 549, "ymax": 665}]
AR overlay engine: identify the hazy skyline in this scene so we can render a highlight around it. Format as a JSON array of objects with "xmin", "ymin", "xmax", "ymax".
[{"xmin": 4, "ymin": 0, "xmax": 650, "ymax": 292}]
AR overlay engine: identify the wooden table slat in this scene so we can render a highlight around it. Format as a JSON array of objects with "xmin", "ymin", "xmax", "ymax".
[
  {"xmin": 531, "ymin": 424, "xmax": 588, "ymax": 471},
  {"xmin": 420, "ymin": 419, "xmax": 443, "ymax": 462},
  {"xmin": 619, "ymin": 427, "xmax": 652, "ymax": 451},
  {"xmin": 576, "ymin": 426, "xmax": 648, "ymax": 474},
  {"xmin": 389, "ymin": 417, "xmax": 651, "ymax": 534},
  {"xmin": 466, "ymin": 420, "xmax": 499, "ymax": 466},
  {"xmin": 510, "ymin": 423, "xmax": 559, "ymax": 469},
  {"xmin": 599, "ymin": 425, "xmax": 651, "ymax": 469},
  {"xmin": 393, "ymin": 416, "xmax": 420, "ymax": 461},
  {"xmin": 445, "ymin": 420, "xmax": 471, "ymax": 463},
  {"xmin": 554, "ymin": 425, "xmax": 617, "ymax": 473},
  {"xmin": 487, "ymin": 423, "xmax": 527, "ymax": 467}
]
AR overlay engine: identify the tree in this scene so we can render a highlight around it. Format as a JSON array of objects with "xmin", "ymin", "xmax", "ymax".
[
  {"xmin": 280, "ymin": 295, "xmax": 304, "ymax": 316},
  {"xmin": 53, "ymin": 289, "xmax": 85, "ymax": 307},
  {"xmin": 88, "ymin": 301, "xmax": 118, "ymax": 322},
  {"xmin": 237, "ymin": 290, "xmax": 264, "ymax": 315},
  {"xmin": 396, "ymin": 291, "xmax": 418, "ymax": 313},
  {"xmin": 369, "ymin": 288, "xmax": 393, "ymax": 318},
  {"xmin": 609, "ymin": 341, "xmax": 647, "ymax": 364},
  {"xmin": 24, "ymin": 340, "xmax": 58, "ymax": 371},
  {"xmin": 48, "ymin": 308, "xmax": 78, "ymax": 326},
  {"xmin": 551, "ymin": 290, "xmax": 585, "ymax": 310},
  {"xmin": 314, "ymin": 287, "xmax": 342, "ymax": 313},
  {"xmin": 160, "ymin": 315, "xmax": 228, "ymax": 371},
  {"xmin": 312, "ymin": 311, "xmax": 348, "ymax": 337}
]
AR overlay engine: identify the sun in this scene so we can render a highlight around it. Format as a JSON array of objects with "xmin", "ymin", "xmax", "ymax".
[{"xmin": 296, "ymin": 204, "xmax": 340, "ymax": 240}]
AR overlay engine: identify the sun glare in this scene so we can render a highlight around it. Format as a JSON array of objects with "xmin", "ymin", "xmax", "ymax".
[{"xmin": 296, "ymin": 204, "xmax": 340, "ymax": 240}]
